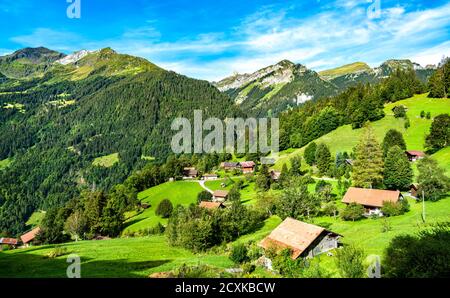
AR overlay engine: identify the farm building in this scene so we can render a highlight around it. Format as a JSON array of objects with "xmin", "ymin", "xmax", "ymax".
[
  {"xmin": 0, "ymin": 238, "xmax": 19, "ymax": 249},
  {"xmin": 260, "ymin": 218, "xmax": 341, "ymax": 259},
  {"xmin": 342, "ymin": 187, "xmax": 403, "ymax": 216},
  {"xmin": 270, "ymin": 170, "xmax": 281, "ymax": 181},
  {"xmin": 182, "ymin": 167, "xmax": 198, "ymax": 179},
  {"xmin": 202, "ymin": 173, "xmax": 218, "ymax": 181},
  {"xmin": 410, "ymin": 184, "xmax": 419, "ymax": 197},
  {"xmin": 220, "ymin": 162, "xmax": 240, "ymax": 171},
  {"xmin": 199, "ymin": 201, "xmax": 226, "ymax": 210},
  {"xmin": 20, "ymin": 227, "xmax": 41, "ymax": 247},
  {"xmin": 240, "ymin": 161, "xmax": 256, "ymax": 173},
  {"xmin": 405, "ymin": 150, "xmax": 426, "ymax": 162},
  {"xmin": 212, "ymin": 190, "xmax": 229, "ymax": 202}
]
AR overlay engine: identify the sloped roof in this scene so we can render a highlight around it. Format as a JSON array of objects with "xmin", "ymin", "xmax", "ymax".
[
  {"xmin": 199, "ymin": 201, "xmax": 224, "ymax": 209},
  {"xmin": 260, "ymin": 218, "xmax": 338, "ymax": 259},
  {"xmin": 213, "ymin": 190, "xmax": 229, "ymax": 198},
  {"xmin": 342, "ymin": 187, "xmax": 401, "ymax": 208},
  {"xmin": 240, "ymin": 161, "xmax": 255, "ymax": 167},
  {"xmin": 20, "ymin": 227, "xmax": 41, "ymax": 244},
  {"xmin": 183, "ymin": 167, "xmax": 198, "ymax": 176},
  {"xmin": 221, "ymin": 162, "xmax": 240, "ymax": 167},
  {"xmin": 0, "ymin": 238, "xmax": 18, "ymax": 245},
  {"xmin": 405, "ymin": 150, "xmax": 426, "ymax": 157}
]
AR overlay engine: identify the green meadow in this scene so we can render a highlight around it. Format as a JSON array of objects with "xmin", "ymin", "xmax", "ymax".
[
  {"xmin": 92, "ymin": 153, "xmax": 119, "ymax": 168},
  {"xmin": 274, "ymin": 94, "xmax": 450, "ymax": 169},
  {"xmin": 1, "ymin": 93, "xmax": 449, "ymax": 278},
  {"xmin": 123, "ymin": 181, "xmax": 203, "ymax": 233}
]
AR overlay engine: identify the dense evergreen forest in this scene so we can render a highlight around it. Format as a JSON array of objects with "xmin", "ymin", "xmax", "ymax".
[{"xmin": 0, "ymin": 48, "xmax": 239, "ymax": 236}]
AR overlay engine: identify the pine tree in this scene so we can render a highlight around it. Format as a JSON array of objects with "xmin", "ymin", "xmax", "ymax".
[
  {"xmin": 383, "ymin": 146, "xmax": 413, "ymax": 190},
  {"xmin": 289, "ymin": 156, "xmax": 302, "ymax": 176},
  {"xmin": 352, "ymin": 124, "xmax": 384, "ymax": 188},
  {"xmin": 382, "ymin": 129, "xmax": 407, "ymax": 157},
  {"xmin": 304, "ymin": 142, "xmax": 317, "ymax": 166},
  {"xmin": 425, "ymin": 114, "xmax": 450, "ymax": 152},
  {"xmin": 315, "ymin": 143, "xmax": 332, "ymax": 176},
  {"xmin": 256, "ymin": 164, "xmax": 271, "ymax": 191},
  {"xmin": 417, "ymin": 157, "xmax": 450, "ymax": 201}
]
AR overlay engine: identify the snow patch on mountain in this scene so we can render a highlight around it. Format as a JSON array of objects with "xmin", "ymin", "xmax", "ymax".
[{"xmin": 56, "ymin": 50, "xmax": 94, "ymax": 65}]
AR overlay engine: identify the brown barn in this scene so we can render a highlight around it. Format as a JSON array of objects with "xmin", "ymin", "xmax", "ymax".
[
  {"xmin": 260, "ymin": 218, "xmax": 341, "ymax": 259},
  {"xmin": 409, "ymin": 184, "xmax": 419, "ymax": 197},
  {"xmin": 220, "ymin": 162, "xmax": 240, "ymax": 171},
  {"xmin": 20, "ymin": 227, "xmax": 41, "ymax": 246},
  {"xmin": 183, "ymin": 167, "xmax": 198, "ymax": 179},
  {"xmin": 342, "ymin": 187, "xmax": 403, "ymax": 216},
  {"xmin": 405, "ymin": 150, "xmax": 426, "ymax": 162},
  {"xmin": 270, "ymin": 170, "xmax": 281, "ymax": 181},
  {"xmin": 212, "ymin": 190, "xmax": 229, "ymax": 202},
  {"xmin": 199, "ymin": 201, "xmax": 226, "ymax": 210},
  {"xmin": 202, "ymin": 173, "xmax": 218, "ymax": 181},
  {"xmin": 0, "ymin": 238, "xmax": 19, "ymax": 249},
  {"xmin": 240, "ymin": 161, "xmax": 256, "ymax": 173}
]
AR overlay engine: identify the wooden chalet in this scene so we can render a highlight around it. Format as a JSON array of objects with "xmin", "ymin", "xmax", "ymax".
[
  {"xmin": 202, "ymin": 173, "xmax": 218, "ymax": 181},
  {"xmin": 199, "ymin": 201, "xmax": 226, "ymax": 210},
  {"xmin": 0, "ymin": 238, "xmax": 19, "ymax": 249},
  {"xmin": 342, "ymin": 187, "xmax": 403, "ymax": 216},
  {"xmin": 182, "ymin": 167, "xmax": 198, "ymax": 179},
  {"xmin": 405, "ymin": 150, "xmax": 426, "ymax": 162},
  {"xmin": 240, "ymin": 161, "xmax": 256, "ymax": 173},
  {"xmin": 20, "ymin": 227, "xmax": 41, "ymax": 246},
  {"xmin": 260, "ymin": 218, "xmax": 341, "ymax": 259},
  {"xmin": 220, "ymin": 162, "xmax": 240, "ymax": 171},
  {"xmin": 212, "ymin": 190, "xmax": 229, "ymax": 202}
]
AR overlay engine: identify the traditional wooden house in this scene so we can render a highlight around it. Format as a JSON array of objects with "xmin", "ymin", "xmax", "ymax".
[
  {"xmin": 0, "ymin": 238, "xmax": 19, "ymax": 249},
  {"xmin": 240, "ymin": 161, "xmax": 256, "ymax": 173},
  {"xmin": 260, "ymin": 218, "xmax": 341, "ymax": 259},
  {"xmin": 202, "ymin": 173, "xmax": 218, "ymax": 181},
  {"xmin": 212, "ymin": 190, "xmax": 229, "ymax": 202},
  {"xmin": 270, "ymin": 170, "xmax": 281, "ymax": 181},
  {"xmin": 220, "ymin": 162, "xmax": 240, "ymax": 171},
  {"xmin": 182, "ymin": 167, "xmax": 198, "ymax": 179},
  {"xmin": 342, "ymin": 187, "xmax": 403, "ymax": 216},
  {"xmin": 409, "ymin": 184, "xmax": 419, "ymax": 197},
  {"xmin": 20, "ymin": 227, "xmax": 41, "ymax": 247},
  {"xmin": 199, "ymin": 201, "xmax": 226, "ymax": 210},
  {"xmin": 405, "ymin": 150, "xmax": 426, "ymax": 162}
]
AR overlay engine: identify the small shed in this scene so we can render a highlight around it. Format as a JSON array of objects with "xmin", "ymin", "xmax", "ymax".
[
  {"xmin": 202, "ymin": 173, "xmax": 218, "ymax": 181},
  {"xmin": 270, "ymin": 170, "xmax": 281, "ymax": 181},
  {"xmin": 199, "ymin": 201, "xmax": 226, "ymax": 210},
  {"xmin": 409, "ymin": 184, "xmax": 419, "ymax": 197},
  {"xmin": 212, "ymin": 190, "xmax": 229, "ymax": 202},
  {"xmin": 20, "ymin": 227, "xmax": 41, "ymax": 246},
  {"xmin": 405, "ymin": 150, "xmax": 426, "ymax": 162}
]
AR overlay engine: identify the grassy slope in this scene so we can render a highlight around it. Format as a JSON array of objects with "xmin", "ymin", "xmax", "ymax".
[
  {"xmin": 92, "ymin": 153, "xmax": 119, "ymax": 168},
  {"xmin": 319, "ymin": 62, "xmax": 371, "ymax": 79},
  {"xmin": 274, "ymin": 93, "xmax": 450, "ymax": 169},
  {"xmin": 0, "ymin": 236, "xmax": 232, "ymax": 278},
  {"xmin": 205, "ymin": 177, "xmax": 258, "ymax": 204},
  {"xmin": 123, "ymin": 181, "xmax": 203, "ymax": 233},
  {"xmin": 0, "ymin": 158, "xmax": 12, "ymax": 170}
]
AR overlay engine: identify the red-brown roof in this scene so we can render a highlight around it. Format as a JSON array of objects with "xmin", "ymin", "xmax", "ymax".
[
  {"xmin": 270, "ymin": 170, "xmax": 281, "ymax": 180},
  {"xmin": 405, "ymin": 150, "xmax": 426, "ymax": 157},
  {"xmin": 342, "ymin": 187, "xmax": 401, "ymax": 208},
  {"xmin": 0, "ymin": 238, "xmax": 18, "ymax": 245},
  {"xmin": 260, "ymin": 218, "xmax": 337, "ymax": 259},
  {"xmin": 20, "ymin": 227, "xmax": 41, "ymax": 244},
  {"xmin": 213, "ymin": 190, "xmax": 229, "ymax": 198},
  {"xmin": 240, "ymin": 161, "xmax": 255, "ymax": 168},
  {"xmin": 199, "ymin": 201, "xmax": 224, "ymax": 209}
]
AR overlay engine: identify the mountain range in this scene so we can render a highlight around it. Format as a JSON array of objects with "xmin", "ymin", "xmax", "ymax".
[{"xmin": 215, "ymin": 59, "xmax": 436, "ymax": 116}]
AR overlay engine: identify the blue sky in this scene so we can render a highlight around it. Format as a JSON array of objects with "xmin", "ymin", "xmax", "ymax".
[{"xmin": 0, "ymin": 0, "xmax": 449, "ymax": 80}]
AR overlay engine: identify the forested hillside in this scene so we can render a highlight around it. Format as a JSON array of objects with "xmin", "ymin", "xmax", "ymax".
[{"xmin": 0, "ymin": 48, "xmax": 239, "ymax": 236}]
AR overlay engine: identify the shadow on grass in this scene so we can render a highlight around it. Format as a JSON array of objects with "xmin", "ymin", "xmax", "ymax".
[
  {"xmin": 123, "ymin": 217, "xmax": 146, "ymax": 229},
  {"xmin": 0, "ymin": 252, "xmax": 172, "ymax": 278}
]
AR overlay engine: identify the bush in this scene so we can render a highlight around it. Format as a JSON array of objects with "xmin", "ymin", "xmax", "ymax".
[
  {"xmin": 242, "ymin": 262, "xmax": 256, "ymax": 274},
  {"xmin": 340, "ymin": 203, "xmax": 365, "ymax": 221},
  {"xmin": 197, "ymin": 190, "xmax": 212, "ymax": 203},
  {"xmin": 155, "ymin": 199, "xmax": 173, "ymax": 218},
  {"xmin": 381, "ymin": 201, "xmax": 403, "ymax": 217},
  {"xmin": 322, "ymin": 201, "xmax": 338, "ymax": 217},
  {"xmin": 335, "ymin": 245, "xmax": 366, "ymax": 278},
  {"xmin": 45, "ymin": 246, "xmax": 68, "ymax": 259},
  {"xmin": 383, "ymin": 222, "xmax": 450, "ymax": 277},
  {"xmin": 229, "ymin": 243, "xmax": 249, "ymax": 264},
  {"xmin": 393, "ymin": 105, "xmax": 406, "ymax": 118}
]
